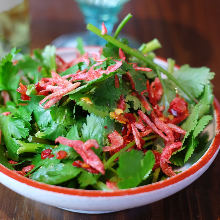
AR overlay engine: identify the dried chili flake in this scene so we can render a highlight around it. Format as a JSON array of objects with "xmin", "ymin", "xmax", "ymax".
[
  {"xmin": 106, "ymin": 180, "xmax": 118, "ymax": 190},
  {"xmin": 41, "ymin": 149, "xmax": 52, "ymax": 159},
  {"xmin": 133, "ymin": 66, "xmax": 152, "ymax": 72},
  {"xmin": 8, "ymin": 160, "xmax": 18, "ymax": 165},
  {"xmin": 103, "ymin": 131, "xmax": 124, "ymax": 152},
  {"xmin": 168, "ymin": 96, "xmax": 189, "ymax": 124},
  {"xmin": 55, "ymin": 137, "xmax": 105, "ymax": 174},
  {"xmin": 56, "ymin": 150, "xmax": 67, "ymax": 160},
  {"xmin": 16, "ymin": 83, "xmax": 30, "ymax": 101},
  {"xmin": 22, "ymin": 165, "xmax": 35, "ymax": 173},
  {"xmin": 119, "ymin": 48, "xmax": 126, "ymax": 61},
  {"xmin": 2, "ymin": 112, "xmax": 11, "ymax": 116},
  {"xmin": 160, "ymin": 142, "xmax": 182, "ymax": 177},
  {"xmin": 73, "ymin": 160, "xmax": 99, "ymax": 174},
  {"xmin": 101, "ymin": 22, "xmax": 108, "ymax": 35}
]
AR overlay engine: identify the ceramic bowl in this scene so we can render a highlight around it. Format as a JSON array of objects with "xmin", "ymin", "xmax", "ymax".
[{"xmin": 0, "ymin": 48, "xmax": 219, "ymax": 214}]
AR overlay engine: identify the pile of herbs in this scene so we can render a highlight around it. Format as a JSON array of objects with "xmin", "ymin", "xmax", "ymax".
[{"xmin": 0, "ymin": 14, "xmax": 215, "ymax": 190}]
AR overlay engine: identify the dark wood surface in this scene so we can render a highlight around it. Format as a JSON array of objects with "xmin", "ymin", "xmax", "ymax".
[{"xmin": 0, "ymin": 0, "xmax": 220, "ymax": 219}]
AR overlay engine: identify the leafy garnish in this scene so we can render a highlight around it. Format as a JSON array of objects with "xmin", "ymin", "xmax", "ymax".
[{"xmin": 117, "ymin": 150, "xmax": 155, "ymax": 189}]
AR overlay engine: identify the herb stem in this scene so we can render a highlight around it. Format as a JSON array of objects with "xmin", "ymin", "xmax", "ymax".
[
  {"xmin": 139, "ymin": 38, "xmax": 162, "ymax": 54},
  {"xmin": 87, "ymin": 24, "xmax": 198, "ymax": 103},
  {"xmin": 113, "ymin": 13, "xmax": 133, "ymax": 38},
  {"xmin": 104, "ymin": 135, "xmax": 157, "ymax": 169}
]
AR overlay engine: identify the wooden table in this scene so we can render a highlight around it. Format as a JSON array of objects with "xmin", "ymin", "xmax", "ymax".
[{"xmin": 0, "ymin": 0, "xmax": 219, "ymax": 219}]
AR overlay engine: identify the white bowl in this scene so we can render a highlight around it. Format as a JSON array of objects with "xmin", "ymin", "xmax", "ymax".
[{"xmin": 0, "ymin": 48, "xmax": 219, "ymax": 214}]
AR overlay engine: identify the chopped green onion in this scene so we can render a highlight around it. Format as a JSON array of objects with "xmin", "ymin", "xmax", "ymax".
[
  {"xmin": 139, "ymin": 38, "xmax": 162, "ymax": 54},
  {"xmin": 114, "ymin": 13, "xmax": 133, "ymax": 38},
  {"xmin": 167, "ymin": 58, "xmax": 175, "ymax": 74}
]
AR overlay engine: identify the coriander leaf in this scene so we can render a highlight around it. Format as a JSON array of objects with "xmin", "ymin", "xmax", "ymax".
[
  {"xmin": 78, "ymin": 170, "xmax": 99, "ymax": 188},
  {"xmin": 92, "ymin": 76, "xmax": 122, "ymax": 109},
  {"xmin": 197, "ymin": 84, "xmax": 213, "ymax": 118},
  {"xmin": 117, "ymin": 150, "xmax": 155, "ymax": 189},
  {"xmin": 60, "ymin": 64, "xmax": 80, "ymax": 76},
  {"xmin": 0, "ymin": 48, "xmax": 20, "ymax": 102},
  {"xmin": 184, "ymin": 115, "xmax": 212, "ymax": 163},
  {"xmin": 35, "ymin": 122, "xmax": 67, "ymax": 141},
  {"xmin": 81, "ymin": 114, "xmax": 114, "ymax": 146},
  {"xmin": 31, "ymin": 159, "xmax": 80, "ymax": 185},
  {"xmin": 76, "ymin": 96, "xmax": 109, "ymax": 117},
  {"xmin": 122, "ymin": 63, "xmax": 147, "ymax": 93},
  {"xmin": 173, "ymin": 65, "xmax": 214, "ymax": 98},
  {"xmin": 0, "ymin": 115, "xmax": 20, "ymax": 160},
  {"xmin": 7, "ymin": 117, "xmax": 29, "ymax": 139},
  {"xmin": 193, "ymin": 115, "xmax": 212, "ymax": 138},
  {"xmin": 184, "ymin": 137, "xmax": 199, "ymax": 163},
  {"xmin": 125, "ymin": 94, "xmax": 146, "ymax": 112},
  {"xmin": 50, "ymin": 106, "xmax": 74, "ymax": 127}
]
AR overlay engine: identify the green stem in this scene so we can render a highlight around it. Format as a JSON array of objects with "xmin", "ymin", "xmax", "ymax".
[
  {"xmin": 104, "ymin": 135, "xmax": 157, "ymax": 169},
  {"xmin": 114, "ymin": 13, "xmax": 133, "ymax": 38},
  {"xmin": 167, "ymin": 58, "xmax": 175, "ymax": 74},
  {"xmin": 87, "ymin": 24, "xmax": 198, "ymax": 103},
  {"xmin": 139, "ymin": 38, "xmax": 162, "ymax": 54}
]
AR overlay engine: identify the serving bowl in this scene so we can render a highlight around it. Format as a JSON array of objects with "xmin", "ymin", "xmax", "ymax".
[{"xmin": 0, "ymin": 47, "xmax": 219, "ymax": 214}]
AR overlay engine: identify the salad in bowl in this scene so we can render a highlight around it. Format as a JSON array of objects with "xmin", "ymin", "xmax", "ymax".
[{"xmin": 0, "ymin": 14, "xmax": 218, "ymax": 213}]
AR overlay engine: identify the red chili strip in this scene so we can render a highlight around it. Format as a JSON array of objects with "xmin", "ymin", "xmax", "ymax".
[
  {"xmin": 167, "ymin": 123, "xmax": 186, "ymax": 135},
  {"xmin": 119, "ymin": 48, "xmax": 126, "ymax": 61},
  {"xmin": 16, "ymin": 83, "xmax": 30, "ymax": 101},
  {"xmin": 101, "ymin": 22, "xmax": 108, "ymax": 35},
  {"xmin": 131, "ymin": 123, "xmax": 142, "ymax": 149},
  {"xmin": 135, "ymin": 92, "xmax": 152, "ymax": 111},
  {"xmin": 73, "ymin": 160, "xmax": 99, "ymax": 174},
  {"xmin": 138, "ymin": 110, "xmax": 169, "ymax": 142},
  {"xmin": 154, "ymin": 117, "xmax": 174, "ymax": 144},
  {"xmin": 117, "ymin": 95, "xmax": 126, "ymax": 111},
  {"xmin": 106, "ymin": 180, "xmax": 118, "ymax": 190},
  {"xmin": 160, "ymin": 142, "xmax": 182, "ymax": 177},
  {"xmin": 55, "ymin": 137, "xmax": 105, "ymax": 174},
  {"xmin": 133, "ymin": 66, "xmax": 152, "ymax": 72},
  {"xmin": 103, "ymin": 131, "xmax": 124, "ymax": 152},
  {"xmin": 114, "ymin": 75, "xmax": 120, "ymax": 88},
  {"xmin": 22, "ymin": 165, "xmax": 35, "ymax": 173}
]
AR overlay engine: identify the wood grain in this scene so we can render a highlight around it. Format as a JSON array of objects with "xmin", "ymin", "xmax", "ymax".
[{"xmin": 0, "ymin": 0, "xmax": 219, "ymax": 219}]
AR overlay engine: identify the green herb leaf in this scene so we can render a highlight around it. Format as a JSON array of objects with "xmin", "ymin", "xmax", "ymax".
[
  {"xmin": 117, "ymin": 150, "xmax": 155, "ymax": 189},
  {"xmin": 31, "ymin": 159, "xmax": 80, "ymax": 185},
  {"xmin": 173, "ymin": 65, "xmax": 214, "ymax": 98}
]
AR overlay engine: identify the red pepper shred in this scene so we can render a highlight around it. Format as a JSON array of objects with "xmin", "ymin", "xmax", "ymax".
[
  {"xmin": 55, "ymin": 137, "xmax": 105, "ymax": 174},
  {"xmin": 160, "ymin": 142, "xmax": 182, "ymax": 177},
  {"xmin": 56, "ymin": 150, "xmax": 67, "ymax": 160}
]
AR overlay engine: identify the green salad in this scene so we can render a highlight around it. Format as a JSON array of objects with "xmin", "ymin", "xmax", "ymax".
[{"xmin": 0, "ymin": 14, "xmax": 214, "ymax": 190}]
